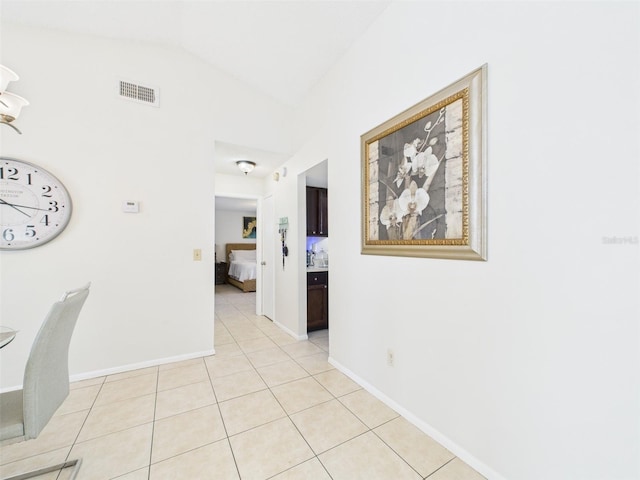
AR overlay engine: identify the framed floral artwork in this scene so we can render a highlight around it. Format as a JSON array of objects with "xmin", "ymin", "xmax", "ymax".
[{"xmin": 361, "ymin": 65, "xmax": 487, "ymax": 260}]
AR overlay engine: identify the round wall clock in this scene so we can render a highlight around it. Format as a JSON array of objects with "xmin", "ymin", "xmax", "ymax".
[{"xmin": 0, "ymin": 157, "xmax": 72, "ymax": 250}]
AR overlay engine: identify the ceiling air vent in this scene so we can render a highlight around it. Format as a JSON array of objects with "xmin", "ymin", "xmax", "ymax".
[{"xmin": 118, "ymin": 80, "xmax": 159, "ymax": 107}]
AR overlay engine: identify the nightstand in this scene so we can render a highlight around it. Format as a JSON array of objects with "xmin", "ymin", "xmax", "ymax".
[{"xmin": 215, "ymin": 262, "xmax": 227, "ymax": 285}]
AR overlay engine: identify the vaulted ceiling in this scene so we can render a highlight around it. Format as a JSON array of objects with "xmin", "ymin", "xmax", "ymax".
[
  {"xmin": 2, "ymin": 1, "xmax": 390, "ymax": 107},
  {"xmin": 2, "ymin": 1, "xmax": 390, "ymax": 176}
]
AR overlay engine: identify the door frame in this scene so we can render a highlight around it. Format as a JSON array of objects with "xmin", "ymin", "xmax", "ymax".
[
  {"xmin": 214, "ymin": 194, "xmax": 263, "ymax": 316},
  {"xmin": 300, "ymin": 159, "xmax": 329, "ymax": 336}
]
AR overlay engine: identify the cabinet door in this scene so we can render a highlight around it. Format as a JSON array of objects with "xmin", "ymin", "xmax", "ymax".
[
  {"xmin": 306, "ymin": 187, "xmax": 328, "ymax": 237},
  {"xmin": 307, "ymin": 272, "xmax": 328, "ymax": 331},
  {"xmin": 306, "ymin": 187, "xmax": 319, "ymax": 236},
  {"xmin": 317, "ymin": 188, "xmax": 328, "ymax": 236},
  {"xmin": 307, "ymin": 284, "xmax": 327, "ymax": 331}
]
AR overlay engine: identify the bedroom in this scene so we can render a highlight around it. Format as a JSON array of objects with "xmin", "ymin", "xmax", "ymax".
[{"xmin": 214, "ymin": 196, "xmax": 258, "ymax": 292}]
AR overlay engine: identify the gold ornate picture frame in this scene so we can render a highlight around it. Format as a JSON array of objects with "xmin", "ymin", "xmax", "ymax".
[{"xmin": 361, "ymin": 65, "xmax": 487, "ymax": 261}]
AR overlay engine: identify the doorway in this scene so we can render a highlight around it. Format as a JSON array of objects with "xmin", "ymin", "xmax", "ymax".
[
  {"xmin": 214, "ymin": 195, "xmax": 260, "ymax": 312},
  {"xmin": 303, "ymin": 160, "xmax": 329, "ymax": 346}
]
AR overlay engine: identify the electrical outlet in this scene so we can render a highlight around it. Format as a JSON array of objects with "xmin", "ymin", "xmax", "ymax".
[
  {"xmin": 193, "ymin": 249, "xmax": 202, "ymax": 261},
  {"xmin": 387, "ymin": 349, "xmax": 394, "ymax": 366}
]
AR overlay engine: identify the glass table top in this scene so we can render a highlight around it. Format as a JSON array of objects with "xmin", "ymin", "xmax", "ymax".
[{"xmin": 0, "ymin": 326, "xmax": 17, "ymax": 349}]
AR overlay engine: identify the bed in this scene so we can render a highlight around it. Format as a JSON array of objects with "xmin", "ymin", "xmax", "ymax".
[{"xmin": 225, "ymin": 243, "xmax": 257, "ymax": 292}]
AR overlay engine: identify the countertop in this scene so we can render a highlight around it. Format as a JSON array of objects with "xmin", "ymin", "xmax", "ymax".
[{"xmin": 307, "ymin": 266, "xmax": 329, "ymax": 273}]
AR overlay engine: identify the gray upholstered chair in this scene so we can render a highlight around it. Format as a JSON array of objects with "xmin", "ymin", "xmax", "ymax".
[{"xmin": 0, "ymin": 283, "xmax": 90, "ymax": 480}]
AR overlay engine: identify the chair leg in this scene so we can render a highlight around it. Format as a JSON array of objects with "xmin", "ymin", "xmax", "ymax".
[{"xmin": 2, "ymin": 458, "xmax": 82, "ymax": 480}]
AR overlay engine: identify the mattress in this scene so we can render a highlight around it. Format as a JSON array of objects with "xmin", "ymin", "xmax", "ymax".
[{"xmin": 228, "ymin": 260, "xmax": 257, "ymax": 282}]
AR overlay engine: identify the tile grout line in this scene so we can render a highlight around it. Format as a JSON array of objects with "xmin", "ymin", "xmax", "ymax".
[
  {"xmin": 204, "ymin": 347, "xmax": 243, "ymax": 480},
  {"xmin": 217, "ymin": 288, "xmax": 374, "ymax": 478},
  {"xmin": 220, "ymin": 290, "xmax": 330, "ymax": 479},
  {"xmin": 194, "ymin": 290, "xmax": 361, "ymax": 478},
  {"xmin": 37, "ymin": 376, "xmax": 107, "ymax": 479},
  {"xmin": 424, "ymin": 456, "xmax": 457, "ymax": 479},
  {"xmin": 369, "ymin": 420, "xmax": 435, "ymax": 479},
  {"xmin": 240, "ymin": 312, "xmax": 346, "ymax": 479},
  {"xmin": 219, "ymin": 287, "xmax": 422, "ymax": 479},
  {"xmin": 63, "ymin": 376, "xmax": 106, "ymax": 462},
  {"xmin": 145, "ymin": 365, "xmax": 160, "ymax": 479}
]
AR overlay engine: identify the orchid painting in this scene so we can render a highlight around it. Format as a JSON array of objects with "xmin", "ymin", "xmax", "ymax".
[{"xmin": 361, "ymin": 65, "xmax": 487, "ymax": 260}]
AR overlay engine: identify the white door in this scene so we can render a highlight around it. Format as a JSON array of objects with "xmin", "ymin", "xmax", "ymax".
[{"xmin": 261, "ymin": 195, "xmax": 275, "ymax": 320}]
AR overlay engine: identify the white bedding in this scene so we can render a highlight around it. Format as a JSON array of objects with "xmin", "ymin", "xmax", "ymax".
[
  {"xmin": 228, "ymin": 260, "xmax": 257, "ymax": 282},
  {"xmin": 228, "ymin": 249, "xmax": 257, "ymax": 282}
]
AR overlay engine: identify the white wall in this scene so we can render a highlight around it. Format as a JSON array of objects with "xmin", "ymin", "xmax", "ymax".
[
  {"xmin": 0, "ymin": 24, "xmax": 292, "ymax": 387},
  {"xmin": 277, "ymin": 2, "xmax": 640, "ymax": 480}
]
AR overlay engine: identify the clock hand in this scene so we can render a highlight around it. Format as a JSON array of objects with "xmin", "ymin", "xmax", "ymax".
[
  {"xmin": 0, "ymin": 198, "xmax": 32, "ymax": 217},
  {"xmin": 0, "ymin": 201, "xmax": 50, "ymax": 212}
]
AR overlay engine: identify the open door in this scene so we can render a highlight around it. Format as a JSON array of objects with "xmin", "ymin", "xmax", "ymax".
[{"xmin": 261, "ymin": 194, "xmax": 275, "ymax": 320}]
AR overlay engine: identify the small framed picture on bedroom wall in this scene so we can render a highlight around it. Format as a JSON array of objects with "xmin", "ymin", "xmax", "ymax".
[{"xmin": 243, "ymin": 216, "xmax": 257, "ymax": 239}]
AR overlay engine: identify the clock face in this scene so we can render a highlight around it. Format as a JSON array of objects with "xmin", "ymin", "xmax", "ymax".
[{"xmin": 0, "ymin": 157, "xmax": 72, "ymax": 250}]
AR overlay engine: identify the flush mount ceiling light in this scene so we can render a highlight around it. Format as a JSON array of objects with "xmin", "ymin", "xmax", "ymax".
[
  {"xmin": 236, "ymin": 160, "xmax": 256, "ymax": 175},
  {"xmin": 0, "ymin": 65, "xmax": 29, "ymax": 135}
]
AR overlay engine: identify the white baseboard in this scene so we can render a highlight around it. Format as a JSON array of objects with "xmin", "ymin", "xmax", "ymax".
[
  {"xmin": 328, "ymin": 356, "xmax": 507, "ymax": 480},
  {"xmin": 274, "ymin": 321, "xmax": 307, "ymax": 340},
  {"xmin": 0, "ymin": 349, "xmax": 216, "ymax": 393},
  {"xmin": 69, "ymin": 349, "xmax": 216, "ymax": 383}
]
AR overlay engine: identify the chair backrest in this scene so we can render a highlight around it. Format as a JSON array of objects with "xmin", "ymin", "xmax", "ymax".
[{"xmin": 22, "ymin": 283, "xmax": 90, "ymax": 439}]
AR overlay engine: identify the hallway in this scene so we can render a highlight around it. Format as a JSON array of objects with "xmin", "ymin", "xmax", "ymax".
[{"xmin": 0, "ymin": 285, "xmax": 485, "ymax": 479}]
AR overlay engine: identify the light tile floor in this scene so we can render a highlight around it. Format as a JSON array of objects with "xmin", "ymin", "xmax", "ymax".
[{"xmin": 0, "ymin": 284, "xmax": 486, "ymax": 480}]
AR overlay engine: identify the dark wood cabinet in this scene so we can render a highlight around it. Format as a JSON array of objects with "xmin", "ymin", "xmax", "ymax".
[
  {"xmin": 215, "ymin": 262, "xmax": 227, "ymax": 285},
  {"xmin": 307, "ymin": 271, "xmax": 328, "ymax": 331},
  {"xmin": 306, "ymin": 187, "xmax": 328, "ymax": 237}
]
